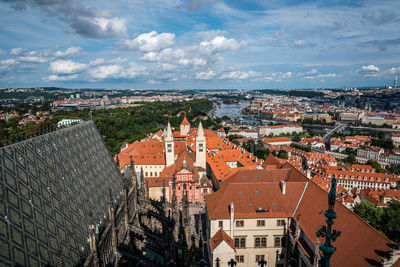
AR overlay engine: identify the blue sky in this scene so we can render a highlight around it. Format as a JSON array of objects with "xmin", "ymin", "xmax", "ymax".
[{"xmin": 0, "ymin": 0, "xmax": 399, "ymax": 89}]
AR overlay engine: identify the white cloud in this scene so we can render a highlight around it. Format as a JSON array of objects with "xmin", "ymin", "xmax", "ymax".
[
  {"xmin": 18, "ymin": 56, "xmax": 48, "ymax": 63},
  {"xmin": 293, "ymin": 40, "xmax": 312, "ymax": 48},
  {"xmin": 3, "ymin": 0, "xmax": 128, "ymax": 39},
  {"xmin": 307, "ymin": 69, "xmax": 318, "ymax": 74},
  {"xmin": 9, "ymin": 48, "xmax": 23, "ymax": 56},
  {"xmin": 0, "ymin": 59, "xmax": 19, "ymax": 73},
  {"xmin": 219, "ymin": 70, "xmax": 261, "ymax": 80},
  {"xmin": 140, "ymin": 48, "xmax": 208, "ymax": 66},
  {"xmin": 89, "ymin": 57, "xmax": 127, "ymax": 66},
  {"xmin": 138, "ymin": 34, "xmax": 245, "ymax": 70},
  {"xmin": 197, "ymin": 36, "xmax": 246, "ymax": 55},
  {"xmin": 389, "ymin": 66, "xmax": 400, "ymax": 74},
  {"xmin": 54, "ymin": 46, "xmax": 84, "ymax": 57},
  {"xmin": 300, "ymin": 69, "xmax": 337, "ymax": 79},
  {"xmin": 161, "ymin": 63, "xmax": 177, "ymax": 71},
  {"xmin": 0, "ymin": 59, "xmax": 18, "ymax": 66},
  {"xmin": 264, "ymin": 72, "xmax": 292, "ymax": 82},
  {"xmin": 358, "ymin": 65, "xmax": 380, "ymax": 76},
  {"xmin": 317, "ymin": 73, "xmax": 336, "ymax": 78},
  {"xmin": 196, "ymin": 30, "xmax": 229, "ymax": 40},
  {"xmin": 17, "ymin": 49, "xmax": 52, "ymax": 63},
  {"xmin": 89, "ymin": 63, "xmax": 146, "ymax": 79},
  {"xmin": 49, "ymin": 60, "xmax": 87, "ymax": 74},
  {"xmin": 47, "ymin": 74, "xmax": 78, "ymax": 81},
  {"xmin": 196, "ymin": 70, "xmax": 216, "ymax": 80},
  {"xmin": 91, "ymin": 17, "xmax": 127, "ymax": 38},
  {"xmin": 120, "ymin": 31, "xmax": 175, "ymax": 52}
]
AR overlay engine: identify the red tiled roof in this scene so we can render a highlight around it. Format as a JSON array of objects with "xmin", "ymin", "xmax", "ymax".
[
  {"xmin": 206, "ymin": 169, "xmax": 307, "ymax": 220},
  {"xmin": 262, "ymin": 137, "xmax": 292, "ymax": 143},
  {"xmin": 262, "ymin": 154, "xmax": 284, "ymax": 168},
  {"xmin": 294, "ymin": 181, "xmax": 393, "ymax": 266},
  {"xmin": 209, "ymin": 229, "xmax": 235, "ymax": 251},
  {"xmin": 181, "ymin": 116, "xmax": 190, "ymax": 125}
]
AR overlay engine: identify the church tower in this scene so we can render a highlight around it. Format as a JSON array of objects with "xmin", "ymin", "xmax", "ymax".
[
  {"xmin": 195, "ymin": 121, "xmax": 206, "ymax": 169},
  {"xmin": 165, "ymin": 122, "xmax": 175, "ymax": 167},
  {"xmin": 180, "ymin": 117, "xmax": 191, "ymax": 136}
]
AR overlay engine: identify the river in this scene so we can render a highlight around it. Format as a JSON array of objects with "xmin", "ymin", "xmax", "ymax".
[{"xmin": 214, "ymin": 101, "xmax": 263, "ymax": 125}]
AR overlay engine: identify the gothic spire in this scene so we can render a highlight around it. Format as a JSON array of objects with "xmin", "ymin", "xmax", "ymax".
[
  {"xmin": 196, "ymin": 121, "xmax": 205, "ymax": 141},
  {"xmin": 166, "ymin": 121, "xmax": 173, "ymax": 142}
]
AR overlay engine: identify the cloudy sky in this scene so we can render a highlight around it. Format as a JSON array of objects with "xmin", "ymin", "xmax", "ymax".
[{"xmin": 0, "ymin": 0, "xmax": 399, "ymax": 89}]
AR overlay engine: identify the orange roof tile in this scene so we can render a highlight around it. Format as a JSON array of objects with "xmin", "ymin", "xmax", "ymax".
[
  {"xmin": 181, "ymin": 116, "xmax": 190, "ymax": 125},
  {"xmin": 209, "ymin": 229, "xmax": 235, "ymax": 251},
  {"xmin": 294, "ymin": 181, "xmax": 393, "ymax": 266}
]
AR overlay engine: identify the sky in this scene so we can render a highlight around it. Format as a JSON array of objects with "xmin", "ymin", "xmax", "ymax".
[{"xmin": 0, "ymin": 0, "xmax": 399, "ymax": 89}]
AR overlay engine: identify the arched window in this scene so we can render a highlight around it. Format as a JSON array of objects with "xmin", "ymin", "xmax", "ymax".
[
  {"xmin": 261, "ymin": 237, "xmax": 267, "ymax": 247},
  {"xmin": 254, "ymin": 237, "xmax": 260, "ymax": 247},
  {"xmin": 240, "ymin": 237, "xmax": 246, "ymax": 248},
  {"xmin": 274, "ymin": 236, "xmax": 281, "ymax": 247},
  {"xmin": 234, "ymin": 238, "xmax": 240, "ymax": 248}
]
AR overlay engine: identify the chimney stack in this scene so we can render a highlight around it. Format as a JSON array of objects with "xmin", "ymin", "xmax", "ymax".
[
  {"xmin": 229, "ymin": 202, "xmax": 234, "ymax": 238},
  {"xmin": 280, "ymin": 180, "xmax": 286, "ymax": 195}
]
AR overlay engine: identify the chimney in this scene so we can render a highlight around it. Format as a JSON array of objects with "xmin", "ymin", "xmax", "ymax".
[
  {"xmin": 307, "ymin": 169, "xmax": 311, "ymax": 179},
  {"xmin": 229, "ymin": 202, "xmax": 234, "ymax": 238},
  {"xmin": 280, "ymin": 180, "xmax": 286, "ymax": 195}
]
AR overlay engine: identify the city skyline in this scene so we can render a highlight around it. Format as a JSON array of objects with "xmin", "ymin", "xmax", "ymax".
[{"xmin": 1, "ymin": 0, "xmax": 400, "ymax": 89}]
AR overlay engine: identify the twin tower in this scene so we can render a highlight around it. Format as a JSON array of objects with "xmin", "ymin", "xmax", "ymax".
[{"xmin": 164, "ymin": 118, "xmax": 206, "ymax": 169}]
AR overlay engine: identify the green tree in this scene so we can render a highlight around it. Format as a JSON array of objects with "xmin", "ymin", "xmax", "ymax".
[
  {"xmin": 382, "ymin": 201, "xmax": 400, "ymax": 243},
  {"xmin": 277, "ymin": 150, "xmax": 288, "ymax": 159},
  {"xmin": 354, "ymin": 202, "xmax": 383, "ymax": 230},
  {"xmin": 345, "ymin": 154, "xmax": 357, "ymax": 164},
  {"xmin": 367, "ymin": 160, "xmax": 384, "ymax": 173}
]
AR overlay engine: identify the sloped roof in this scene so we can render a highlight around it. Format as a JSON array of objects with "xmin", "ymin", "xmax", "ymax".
[
  {"xmin": 206, "ymin": 169, "xmax": 307, "ymax": 220},
  {"xmin": 181, "ymin": 116, "xmax": 190, "ymax": 125},
  {"xmin": 263, "ymin": 153, "xmax": 284, "ymax": 168},
  {"xmin": 293, "ymin": 181, "xmax": 393, "ymax": 266},
  {"xmin": 209, "ymin": 229, "xmax": 235, "ymax": 251}
]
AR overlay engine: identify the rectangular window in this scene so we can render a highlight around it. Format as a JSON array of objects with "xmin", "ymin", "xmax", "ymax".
[
  {"xmin": 218, "ymin": 221, "xmax": 223, "ymax": 228},
  {"xmin": 236, "ymin": 220, "xmax": 244, "ymax": 227},
  {"xmin": 168, "ymin": 149, "xmax": 172, "ymax": 153},
  {"xmin": 257, "ymin": 220, "xmax": 265, "ymax": 227},
  {"xmin": 277, "ymin": 219, "xmax": 285, "ymax": 226},
  {"xmin": 235, "ymin": 255, "xmax": 244, "ymax": 263},
  {"xmin": 199, "ymin": 143, "xmax": 203, "ymax": 147},
  {"xmin": 167, "ymin": 144, "xmax": 172, "ymax": 148},
  {"xmin": 145, "ymin": 172, "xmax": 148, "ymax": 177},
  {"xmin": 255, "ymin": 255, "xmax": 265, "ymax": 262},
  {"xmin": 199, "ymin": 149, "xmax": 203, "ymax": 152}
]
